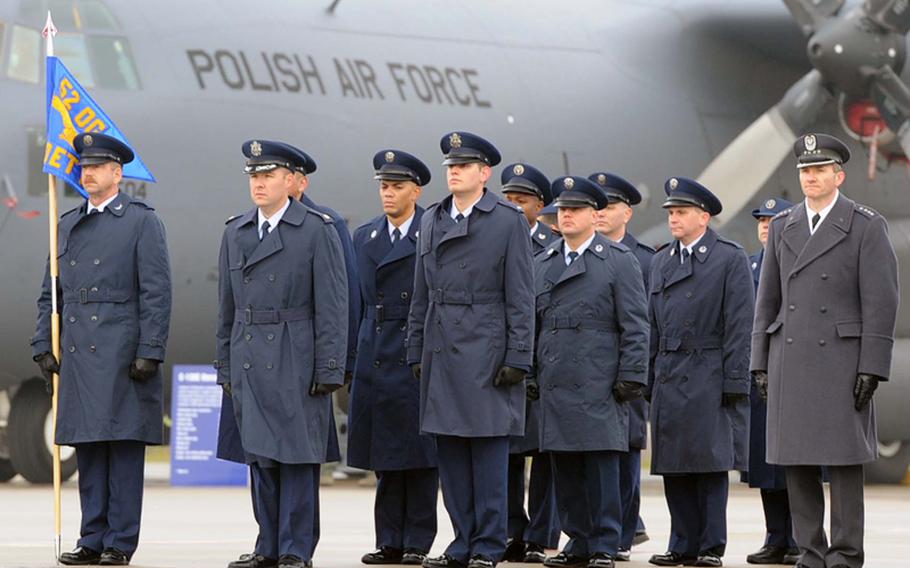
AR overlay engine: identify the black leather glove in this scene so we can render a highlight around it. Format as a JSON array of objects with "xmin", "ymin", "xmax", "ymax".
[
  {"xmin": 493, "ymin": 366, "xmax": 526, "ymax": 387},
  {"xmin": 752, "ymin": 370, "xmax": 768, "ymax": 402},
  {"xmin": 854, "ymin": 373, "xmax": 880, "ymax": 411},
  {"xmin": 613, "ymin": 380, "xmax": 643, "ymax": 403},
  {"xmin": 129, "ymin": 357, "xmax": 159, "ymax": 381},
  {"xmin": 411, "ymin": 363, "xmax": 422, "ymax": 380},
  {"xmin": 643, "ymin": 388, "xmax": 652, "ymax": 403},
  {"xmin": 310, "ymin": 382, "xmax": 342, "ymax": 396},
  {"xmin": 721, "ymin": 392, "xmax": 749, "ymax": 407},
  {"xmin": 221, "ymin": 382, "xmax": 232, "ymax": 397},
  {"xmin": 344, "ymin": 371, "xmax": 353, "ymax": 386},
  {"xmin": 34, "ymin": 352, "xmax": 60, "ymax": 395},
  {"xmin": 526, "ymin": 380, "xmax": 540, "ymax": 401}
]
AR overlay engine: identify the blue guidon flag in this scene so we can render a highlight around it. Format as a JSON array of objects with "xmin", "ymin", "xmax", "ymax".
[{"xmin": 42, "ymin": 56, "xmax": 155, "ymax": 197}]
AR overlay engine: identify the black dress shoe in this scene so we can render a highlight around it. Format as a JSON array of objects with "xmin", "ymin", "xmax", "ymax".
[
  {"xmin": 59, "ymin": 546, "xmax": 102, "ymax": 565},
  {"xmin": 278, "ymin": 555, "xmax": 312, "ymax": 568},
  {"xmin": 229, "ymin": 553, "xmax": 279, "ymax": 568},
  {"xmin": 402, "ymin": 549, "xmax": 428, "ymax": 565},
  {"xmin": 467, "ymin": 555, "xmax": 495, "ymax": 568},
  {"xmin": 782, "ymin": 549, "xmax": 800, "ymax": 565},
  {"xmin": 99, "ymin": 549, "xmax": 129, "ymax": 566},
  {"xmin": 544, "ymin": 552, "xmax": 589, "ymax": 568},
  {"xmin": 524, "ymin": 543, "xmax": 547, "ymax": 564},
  {"xmin": 502, "ymin": 538, "xmax": 525, "ymax": 562},
  {"xmin": 746, "ymin": 545, "xmax": 788, "ymax": 565},
  {"xmin": 423, "ymin": 554, "xmax": 467, "ymax": 568},
  {"xmin": 693, "ymin": 554, "xmax": 722, "ymax": 567},
  {"xmin": 362, "ymin": 547, "xmax": 404, "ymax": 564},
  {"xmin": 632, "ymin": 530, "xmax": 650, "ymax": 546},
  {"xmin": 648, "ymin": 552, "xmax": 698, "ymax": 566},
  {"xmin": 587, "ymin": 553, "xmax": 614, "ymax": 568},
  {"xmin": 614, "ymin": 549, "xmax": 630, "ymax": 562}
]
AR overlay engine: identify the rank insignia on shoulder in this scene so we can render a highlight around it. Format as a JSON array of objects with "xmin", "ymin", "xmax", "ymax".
[
  {"xmin": 322, "ymin": 213, "xmax": 332, "ymax": 221},
  {"xmin": 547, "ymin": 248, "xmax": 558, "ymax": 256},
  {"xmin": 225, "ymin": 214, "xmax": 240, "ymax": 224}
]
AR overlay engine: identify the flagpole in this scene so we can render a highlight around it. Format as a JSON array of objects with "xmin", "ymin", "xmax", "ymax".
[{"xmin": 42, "ymin": 11, "xmax": 62, "ymax": 563}]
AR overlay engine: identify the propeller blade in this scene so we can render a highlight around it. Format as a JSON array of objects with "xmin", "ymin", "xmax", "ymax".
[
  {"xmin": 701, "ymin": 71, "xmax": 832, "ymax": 225},
  {"xmin": 871, "ymin": 65, "xmax": 910, "ymax": 155},
  {"xmin": 865, "ymin": 0, "xmax": 910, "ymax": 35},
  {"xmin": 783, "ymin": 0, "xmax": 846, "ymax": 36}
]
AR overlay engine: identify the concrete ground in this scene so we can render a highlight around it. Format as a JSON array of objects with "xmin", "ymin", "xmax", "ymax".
[{"xmin": 1, "ymin": 466, "xmax": 907, "ymax": 568}]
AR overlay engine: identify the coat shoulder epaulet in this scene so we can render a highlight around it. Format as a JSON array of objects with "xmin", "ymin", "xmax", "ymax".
[
  {"xmin": 636, "ymin": 241, "xmax": 656, "ymax": 254},
  {"xmin": 497, "ymin": 200, "xmax": 523, "ymax": 214},
  {"xmin": 854, "ymin": 203, "xmax": 878, "ymax": 218},
  {"xmin": 771, "ymin": 208, "xmax": 792, "ymax": 222},
  {"xmin": 715, "ymin": 234, "xmax": 744, "ymax": 250},
  {"xmin": 129, "ymin": 198, "xmax": 154, "ymax": 211},
  {"xmin": 60, "ymin": 205, "xmax": 81, "ymax": 218},
  {"xmin": 306, "ymin": 208, "xmax": 334, "ymax": 224},
  {"xmin": 355, "ymin": 215, "xmax": 384, "ymax": 236},
  {"xmin": 225, "ymin": 213, "xmax": 243, "ymax": 225},
  {"xmin": 609, "ymin": 240, "xmax": 631, "ymax": 253}
]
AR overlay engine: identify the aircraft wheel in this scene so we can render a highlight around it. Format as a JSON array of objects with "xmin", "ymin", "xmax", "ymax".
[
  {"xmin": 864, "ymin": 440, "xmax": 910, "ymax": 484},
  {"xmin": 8, "ymin": 378, "xmax": 77, "ymax": 484}
]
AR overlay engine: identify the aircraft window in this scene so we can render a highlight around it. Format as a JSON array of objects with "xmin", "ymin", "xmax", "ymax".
[
  {"xmin": 55, "ymin": 33, "xmax": 94, "ymax": 87},
  {"xmin": 7, "ymin": 25, "xmax": 40, "ymax": 83},
  {"xmin": 77, "ymin": 0, "xmax": 118, "ymax": 30},
  {"xmin": 87, "ymin": 36, "xmax": 139, "ymax": 89}
]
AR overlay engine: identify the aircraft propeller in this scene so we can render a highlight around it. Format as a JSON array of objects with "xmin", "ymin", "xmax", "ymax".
[{"xmin": 706, "ymin": 0, "xmax": 910, "ymax": 223}]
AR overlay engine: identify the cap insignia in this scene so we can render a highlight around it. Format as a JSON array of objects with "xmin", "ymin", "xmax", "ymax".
[
  {"xmin": 669, "ymin": 178, "xmax": 678, "ymax": 190},
  {"xmin": 83, "ymin": 134, "xmax": 93, "ymax": 147},
  {"xmin": 251, "ymin": 141, "xmax": 262, "ymax": 157},
  {"xmin": 385, "ymin": 151, "xmax": 395, "ymax": 163},
  {"xmin": 449, "ymin": 133, "xmax": 462, "ymax": 149},
  {"xmin": 563, "ymin": 177, "xmax": 575, "ymax": 190},
  {"xmin": 597, "ymin": 174, "xmax": 607, "ymax": 185},
  {"xmin": 765, "ymin": 199, "xmax": 776, "ymax": 209},
  {"xmin": 513, "ymin": 164, "xmax": 525, "ymax": 176},
  {"xmin": 805, "ymin": 134, "xmax": 817, "ymax": 152}
]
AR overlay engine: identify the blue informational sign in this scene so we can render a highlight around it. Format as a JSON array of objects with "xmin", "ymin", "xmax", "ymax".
[{"xmin": 170, "ymin": 365, "xmax": 247, "ymax": 486}]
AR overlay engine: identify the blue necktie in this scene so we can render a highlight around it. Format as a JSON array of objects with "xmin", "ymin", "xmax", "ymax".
[
  {"xmin": 260, "ymin": 221, "xmax": 270, "ymax": 241},
  {"xmin": 392, "ymin": 228, "xmax": 401, "ymax": 243},
  {"xmin": 455, "ymin": 213, "xmax": 464, "ymax": 223},
  {"xmin": 567, "ymin": 251, "xmax": 579, "ymax": 266}
]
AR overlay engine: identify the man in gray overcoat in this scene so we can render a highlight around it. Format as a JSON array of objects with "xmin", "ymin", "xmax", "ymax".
[
  {"xmin": 407, "ymin": 131, "xmax": 534, "ymax": 568},
  {"xmin": 32, "ymin": 133, "xmax": 172, "ymax": 566},
  {"xmin": 647, "ymin": 177, "xmax": 753, "ymax": 568},
  {"xmin": 534, "ymin": 176, "xmax": 649, "ymax": 568},
  {"xmin": 751, "ymin": 133, "xmax": 899, "ymax": 568},
  {"xmin": 216, "ymin": 140, "xmax": 348, "ymax": 568}
]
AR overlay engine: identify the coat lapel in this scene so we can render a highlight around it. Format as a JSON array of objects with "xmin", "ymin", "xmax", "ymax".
[
  {"xmin": 244, "ymin": 199, "xmax": 302, "ymax": 270},
  {"xmin": 790, "ymin": 195, "xmax": 853, "ymax": 275},
  {"xmin": 379, "ymin": 207, "xmax": 424, "ymax": 269},
  {"xmin": 661, "ymin": 243, "xmax": 693, "ymax": 288},
  {"xmin": 362, "ymin": 216, "xmax": 392, "ymax": 267},
  {"xmin": 781, "ymin": 202, "xmax": 810, "ymax": 257}
]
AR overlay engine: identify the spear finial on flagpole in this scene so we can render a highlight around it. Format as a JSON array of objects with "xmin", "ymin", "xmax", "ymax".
[{"xmin": 42, "ymin": 11, "xmax": 57, "ymax": 57}]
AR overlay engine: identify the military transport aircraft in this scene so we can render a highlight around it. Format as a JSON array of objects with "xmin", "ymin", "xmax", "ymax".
[{"xmin": 1, "ymin": 0, "xmax": 909, "ymax": 484}]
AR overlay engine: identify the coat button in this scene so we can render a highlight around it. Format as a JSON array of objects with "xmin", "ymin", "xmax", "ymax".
[
  {"xmin": 376, "ymin": 326, "xmax": 382, "ymax": 333},
  {"xmin": 93, "ymin": 259, "xmax": 100, "ymax": 265},
  {"xmin": 819, "ymin": 339, "xmax": 826, "ymax": 346},
  {"xmin": 90, "ymin": 286, "xmax": 98, "ymax": 292},
  {"xmin": 398, "ymin": 358, "xmax": 405, "ymax": 365},
  {"xmin": 459, "ymin": 262, "xmax": 466, "ymax": 268},
  {"xmin": 789, "ymin": 305, "xmax": 796, "ymax": 311},
  {"xmin": 685, "ymin": 292, "xmax": 693, "ymax": 298},
  {"xmin": 242, "ymin": 363, "xmax": 251, "ymax": 370},
  {"xmin": 400, "ymin": 292, "xmax": 408, "ymax": 299},
  {"xmin": 547, "ymin": 384, "xmax": 555, "ymax": 390},
  {"xmin": 548, "ymin": 356, "xmax": 556, "ymax": 362},
  {"xmin": 374, "ymin": 360, "xmax": 381, "ymax": 368},
  {"xmin": 69, "ymin": 260, "xmax": 76, "ymax": 266},
  {"xmin": 69, "ymin": 316, "xmax": 76, "ymax": 323},
  {"xmin": 243, "ymin": 277, "xmax": 250, "ymax": 284},
  {"xmin": 454, "ymin": 319, "xmax": 461, "ymax": 325},
  {"xmin": 663, "ymin": 293, "xmax": 670, "ymax": 299},
  {"xmin": 266, "ymin": 334, "xmax": 274, "ymax": 341},
  {"xmin": 377, "ymin": 292, "xmax": 384, "ymax": 300},
  {"xmin": 544, "ymin": 283, "xmax": 551, "ymax": 289},
  {"xmin": 820, "ymin": 306, "xmax": 828, "ymax": 313},
  {"xmin": 91, "ymin": 315, "xmax": 98, "ymax": 321},
  {"xmin": 268, "ymin": 274, "xmax": 276, "ymax": 282},
  {"xmin": 400, "ymin": 325, "xmax": 406, "ymax": 331},
  {"xmin": 433, "ymin": 348, "xmax": 441, "ymax": 353},
  {"xmin": 68, "ymin": 346, "xmax": 76, "ymax": 353},
  {"xmin": 266, "ymin": 363, "xmax": 273, "ymax": 370},
  {"xmin": 89, "ymin": 345, "xmax": 96, "ymax": 352},
  {"xmin": 684, "ymin": 320, "xmax": 692, "ymax": 327},
  {"xmin": 681, "ymin": 376, "xmax": 688, "ymax": 382},
  {"xmin": 245, "ymin": 334, "xmax": 252, "ymax": 341},
  {"xmin": 821, "ymin": 273, "xmax": 828, "ymax": 280},
  {"xmin": 451, "ymin": 346, "xmax": 458, "ymax": 353},
  {"xmin": 786, "ymin": 338, "xmax": 793, "ymax": 344}
]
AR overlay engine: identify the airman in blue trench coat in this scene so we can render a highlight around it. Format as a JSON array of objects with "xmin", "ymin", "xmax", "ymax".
[
  {"xmin": 534, "ymin": 176, "xmax": 650, "ymax": 568},
  {"xmin": 348, "ymin": 150, "xmax": 438, "ymax": 566},
  {"xmin": 647, "ymin": 178, "xmax": 753, "ymax": 568},
  {"xmin": 741, "ymin": 197, "xmax": 799, "ymax": 566},
  {"xmin": 589, "ymin": 171, "xmax": 654, "ymax": 558},
  {"xmin": 499, "ymin": 163, "xmax": 561, "ymax": 563},
  {"xmin": 215, "ymin": 140, "xmax": 348, "ymax": 568},
  {"xmin": 32, "ymin": 133, "xmax": 172, "ymax": 566},
  {"xmin": 407, "ymin": 132, "xmax": 534, "ymax": 568}
]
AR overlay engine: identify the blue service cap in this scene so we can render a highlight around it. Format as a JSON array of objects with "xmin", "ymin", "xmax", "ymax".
[
  {"xmin": 752, "ymin": 197, "xmax": 793, "ymax": 219},
  {"xmin": 540, "ymin": 203, "xmax": 558, "ymax": 216},
  {"xmin": 501, "ymin": 163, "xmax": 552, "ymax": 204},
  {"xmin": 662, "ymin": 177, "xmax": 722, "ymax": 216},
  {"xmin": 73, "ymin": 133, "xmax": 134, "ymax": 166},
  {"xmin": 276, "ymin": 142, "xmax": 317, "ymax": 175},
  {"xmin": 588, "ymin": 172, "xmax": 641, "ymax": 205},
  {"xmin": 552, "ymin": 176, "xmax": 608, "ymax": 210},
  {"xmin": 373, "ymin": 149, "xmax": 431, "ymax": 186},
  {"xmin": 440, "ymin": 131, "xmax": 501, "ymax": 167},
  {"xmin": 241, "ymin": 139, "xmax": 304, "ymax": 174},
  {"xmin": 794, "ymin": 133, "xmax": 850, "ymax": 169}
]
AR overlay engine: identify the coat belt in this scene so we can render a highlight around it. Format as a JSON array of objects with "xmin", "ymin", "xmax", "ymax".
[
  {"xmin": 544, "ymin": 316, "xmax": 617, "ymax": 332},
  {"xmin": 658, "ymin": 336, "xmax": 722, "ymax": 351},
  {"xmin": 429, "ymin": 290, "xmax": 504, "ymax": 305},
  {"xmin": 235, "ymin": 306, "xmax": 313, "ymax": 325},
  {"xmin": 365, "ymin": 303, "xmax": 410, "ymax": 322},
  {"xmin": 63, "ymin": 288, "xmax": 132, "ymax": 304}
]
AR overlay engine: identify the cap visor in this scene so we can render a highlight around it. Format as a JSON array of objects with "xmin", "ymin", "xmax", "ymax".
[
  {"xmin": 796, "ymin": 159, "xmax": 837, "ymax": 169},
  {"xmin": 78, "ymin": 156, "xmax": 117, "ymax": 166}
]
